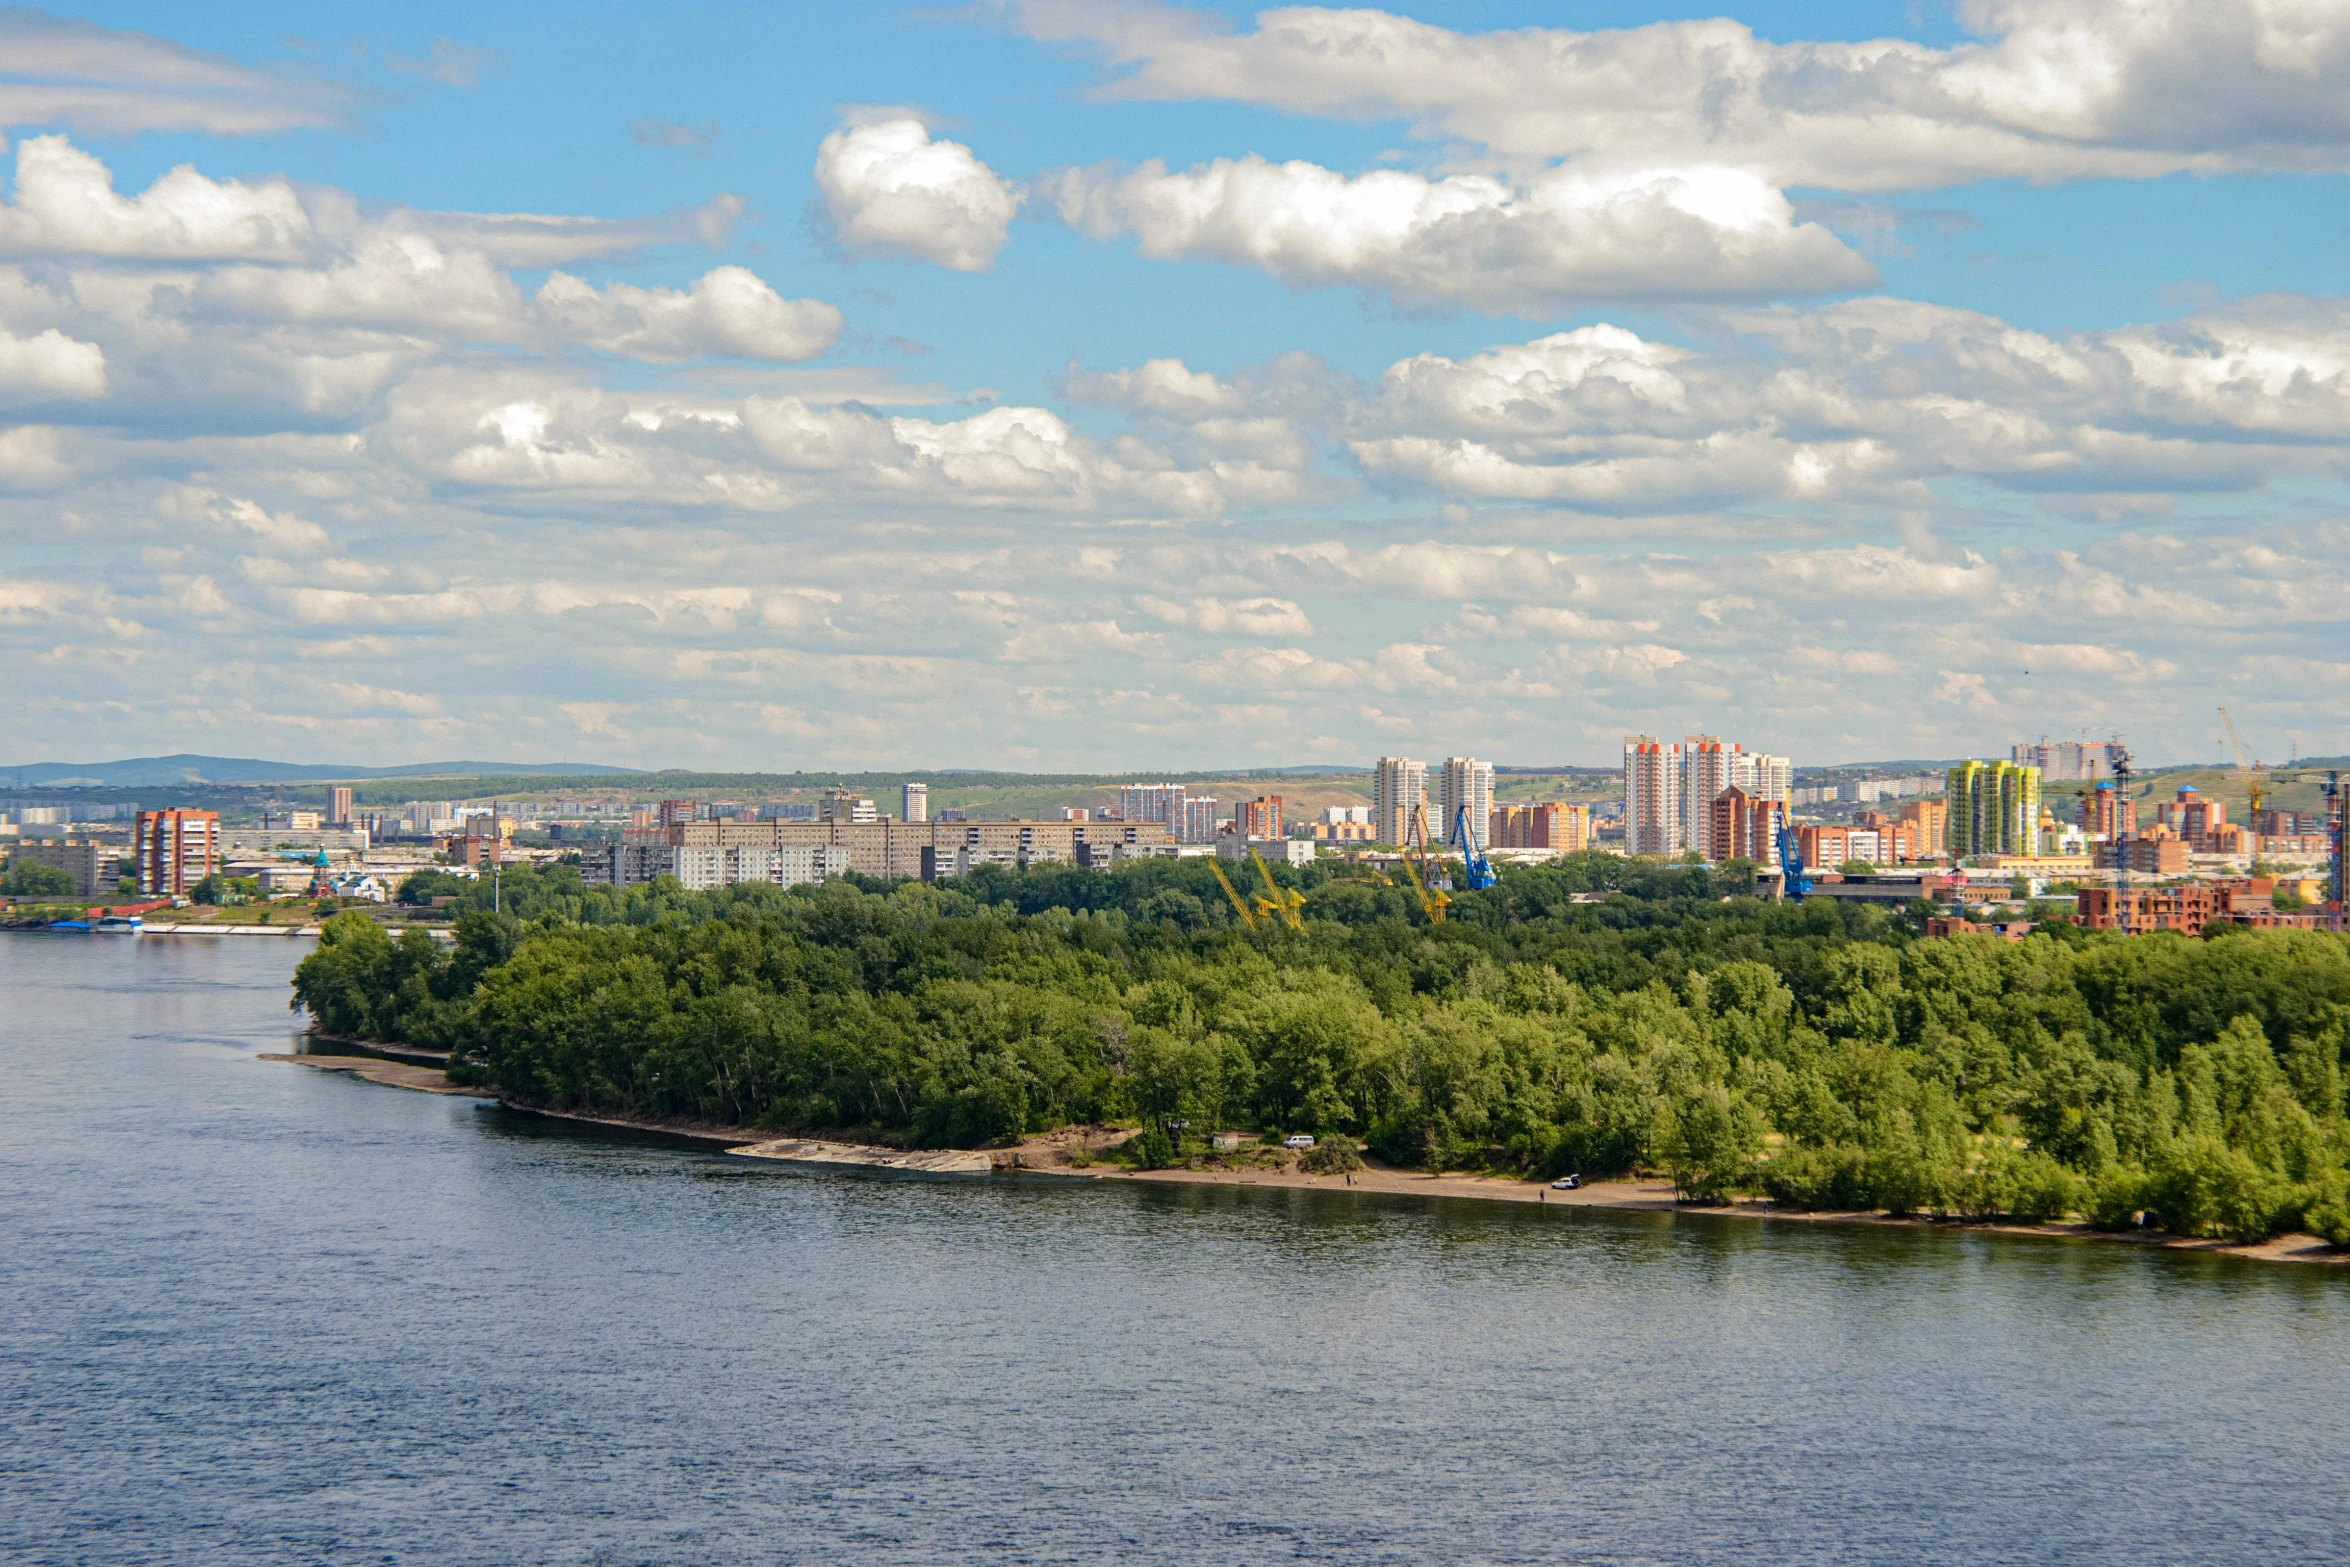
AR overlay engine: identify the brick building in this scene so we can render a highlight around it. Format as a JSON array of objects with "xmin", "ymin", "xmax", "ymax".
[{"xmin": 134, "ymin": 809, "xmax": 219, "ymax": 896}]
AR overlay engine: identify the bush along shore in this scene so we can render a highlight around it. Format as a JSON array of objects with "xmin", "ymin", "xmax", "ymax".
[{"xmin": 292, "ymin": 855, "xmax": 2350, "ymax": 1249}]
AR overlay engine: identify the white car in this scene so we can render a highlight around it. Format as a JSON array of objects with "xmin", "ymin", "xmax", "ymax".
[
  {"xmin": 1551, "ymin": 1174, "xmax": 1581, "ymax": 1190},
  {"xmin": 1283, "ymin": 1134, "xmax": 1317, "ymax": 1150}
]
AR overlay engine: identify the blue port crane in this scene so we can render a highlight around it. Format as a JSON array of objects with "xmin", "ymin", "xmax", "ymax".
[
  {"xmin": 1775, "ymin": 821, "xmax": 1813, "ymax": 903},
  {"xmin": 1452, "ymin": 803, "xmax": 1497, "ymax": 891}
]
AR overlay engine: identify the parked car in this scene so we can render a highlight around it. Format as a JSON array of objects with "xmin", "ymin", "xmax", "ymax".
[
  {"xmin": 1550, "ymin": 1174, "xmax": 1581, "ymax": 1190},
  {"xmin": 1283, "ymin": 1134, "xmax": 1317, "ymax": 1150}
]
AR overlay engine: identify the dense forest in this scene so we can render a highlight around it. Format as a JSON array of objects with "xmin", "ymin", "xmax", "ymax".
[{"xmin": 293, "ymin": 854, "xmax": 2350, "ymax": 1245}]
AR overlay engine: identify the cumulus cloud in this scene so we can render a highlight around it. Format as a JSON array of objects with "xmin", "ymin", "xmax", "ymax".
[
  {"xmin": 0, "ymin": 327, "xmax": 105, "ymax": 402},
  {"xmin": 0, "ymin": 135, "xmax": 315, "ymax": 261},
  {"xmin": 535, "ymin": 267, "xmax": 843, "ymax": 362},
  {"xmin": 1013, "ymin": 0, "xmax": 2350, "ymax": 189},
  {"xmin": 814, "ymin": 116, "xmax": 1022, "ymax": 270},
  {"xmin": 1343, "ymin": 299, "xmax": 2350, "ymax": 508},
  {"xmin": 1041, "ymin": 155, "xmax": 1873, "ymax": 310}
]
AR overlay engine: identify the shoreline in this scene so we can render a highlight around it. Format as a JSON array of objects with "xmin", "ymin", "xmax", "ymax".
[{"xmin": 257, "ymin": 1048, "xmax": 2348, "ymax": 1268}]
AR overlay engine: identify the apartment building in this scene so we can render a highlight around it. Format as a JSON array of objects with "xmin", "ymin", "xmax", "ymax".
[
  {"xmin": 327, "ymin": 786, "xmax": 353, "ymax": 826},
  {"xmin": 1707, "ymin": 788, "xmax": 1784, "ymax": 866},
  {"xmin": 1623, "ymin": 738, "xmax": 1681, "ymax": 856},
  {"xmin": 1899, "ymin": 797, "xmax": 1948, "ymax": 856},
  {"xmin": 902, "ymin": 783, "xmax": 929, "ymax": 822},
  {"xmin": 134, "ymin": 809, "xmax": 220, "ymax": 896},
  {"xmin": 1489, "ymin": 802, "xmax": 1592, "ymax": 852},
  {"xmin": 1373, "ymin": 756, "xmax": 1427, "ymax": 847},
  {"xmin": 1176, "ymin": 796, "xmax": 1220, "ymax": 844},
  {"xmin": 2013, "ymin": 738, "xmax": 2122, "ymax": 781},
  {"xmin": 1439, "ymin": 757, "xmax": 1494, "ymax": 848},
  {"xmin": 6, "ymin": 838, "xmax": 109, "ymax": 896},
  {"xmin": 1234, "ymin": 795, "xmax": 1284, "ymax": 841},
  {"xmin": 1947, "ymin": 760, "xmax": 2041, "ymax": 860},
  {"xmin": 586, "ymin": 816, "xmax": 1177, "ymax": 886}
]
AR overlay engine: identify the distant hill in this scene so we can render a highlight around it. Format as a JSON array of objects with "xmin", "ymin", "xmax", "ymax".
[{"xmin": 0, "ymin": 755, "xmax": 637, "ymax": 787}]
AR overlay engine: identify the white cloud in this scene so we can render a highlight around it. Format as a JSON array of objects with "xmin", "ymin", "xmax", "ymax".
[
  {"xmin": 1136, "ymin": 595, "xmax": 1314, "ymax": 635},
  {"xmin": 535, "ymin": 267, "xmax": 843, "ymax": 362},
  {"xmin": 1015, "ymin": 0, "xmax": 2350, "ymax": 190},
  {"xmin": 1041, "ymin": 155, "xmax": 1872, "ymax": 311},
  {"xmin": 0, "ymin": 327, "xmax": 105, "ymax": 401},
  {"xmin": 814, "ymin": 116, "xmax": 1021, "ymax": 271},
  {"xmin": 0, "ymin": 135, "xmax": 315, "ymax": 261},
  {"xmin": 0, "ymin": 10, "xmax": 354, "ymax": 137}
]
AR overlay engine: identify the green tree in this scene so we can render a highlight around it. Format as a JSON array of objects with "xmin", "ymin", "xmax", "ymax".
[{"xmin": 3, "ymin": 859, "xmax": 75, "ymax": 896}]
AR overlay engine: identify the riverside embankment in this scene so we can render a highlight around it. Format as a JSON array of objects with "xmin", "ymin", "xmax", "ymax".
[{"xmin": 265, "ymin": 1035, "xmax": 2350, "ymax": 1267}]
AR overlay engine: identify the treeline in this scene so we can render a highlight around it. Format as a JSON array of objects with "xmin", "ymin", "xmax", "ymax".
[{"xmin": 295, "ymin": 855, "xmax": 2350, "ymax": 1244}]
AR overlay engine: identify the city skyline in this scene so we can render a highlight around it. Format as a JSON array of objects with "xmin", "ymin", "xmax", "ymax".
[{"xmin": 1, "ymin": 2, "xmax": 2346, "ymax": 770}]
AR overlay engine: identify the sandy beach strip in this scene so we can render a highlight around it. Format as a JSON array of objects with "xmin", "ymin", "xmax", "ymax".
[{"xmin": 258, "ymin": 1053, "xmax": 496, "ymax": 1097}]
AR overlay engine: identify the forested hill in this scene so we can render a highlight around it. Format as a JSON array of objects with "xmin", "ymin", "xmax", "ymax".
[{"xmin": 292, "ymin": 854, "xmax": 2350, "ymax": 1246}]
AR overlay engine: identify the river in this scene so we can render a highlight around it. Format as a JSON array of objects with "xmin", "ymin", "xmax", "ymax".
[{"xmin": 3, "ymin": 936, "xmax": 2346, "ymax": 1564}]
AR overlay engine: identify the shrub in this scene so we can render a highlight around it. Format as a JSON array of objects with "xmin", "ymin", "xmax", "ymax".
[
  {"xmin": 1124, "ymin": 1128, "xmax": 1176, "ymax": 1169},
  {"xmin": 1300, "ymin": 1137, "xmax": 1363, "ymax": 1174}
]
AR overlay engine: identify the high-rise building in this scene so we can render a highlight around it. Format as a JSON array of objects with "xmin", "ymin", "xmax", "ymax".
[
  {"xmin": 1119, "ymin": 783, "xmax": 1187, "ymax": 829},
  {"xmin": 1234, "ymin": 795, "xmax": 1284, "ymax": 840},
  {"xmin": 1899, "ymin": 797, "xmax": 1948, "ymax": 857},
  {"xmin": 660, "ymin": 799, "xmax": 698, "ymax": 827},
  {"xmin": 327, "ymin": 786, "xmax": 353, "ymax": 826},
  {"xmin": 1177, "ymin": 796, "xmax": 1221, "ymax": 843},
  {"xmin": 1681, "ymin": 737, "xmax": 1740, "ymax": 849},
  {"xmin": 1438, "ymin": 757, "xmax": 1495, "ymax": 848},
  {"xmin": 2013, "ymin": 738, "xmax": 2122, "ymax": 781},
  {"xmin": 901, "ymin": 783, "xmax": 928, "ymax": 823},
  {"xmin": 1734, "ymin": 753, "xmax": 1794, "ymax": 804},
  {"xmin": 1623, "ymin": 737, "xmax": 1682, "ymax": 856},
  {"xmin": 135, "ymin": 809, "xmax": 219, "ymax": 896},
  {"xmin": 1373, "ymin": 756, "xmax": 1426, "ymax": 846},
  {"xmin": 1947, "ymin": 760, "xmax": 2041, "ymax": 859}
]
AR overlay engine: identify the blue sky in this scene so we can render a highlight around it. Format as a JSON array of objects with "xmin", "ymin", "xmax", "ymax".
[{"xmin": 1, "ymin": 1, "xmax": 2346, "ymax": 769}]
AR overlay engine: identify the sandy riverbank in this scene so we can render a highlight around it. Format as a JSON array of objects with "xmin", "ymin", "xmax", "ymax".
[
  {"xmin": 257, "ymin": 1051, "xmax": 2346, "ymax": 1266},
  {"xmin": 259, "ymin": 1053, "xmax": 496, "ymax": 1097}
]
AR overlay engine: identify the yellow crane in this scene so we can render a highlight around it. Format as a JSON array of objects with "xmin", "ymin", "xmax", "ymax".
[
  {"xmin": 1207, "ymin": 857, "xmax": 1257, "ymax": 929},
  {"xmin": 1400, "ymin": 802, "xmax": 1451, "ymax": 923},
  {"xmin": 1248, "ymin": 847, "xmax": 1306, "ymax": 932},
  {"xmin": 2218, "ymin": 706, "xmax": 2265, "ymax": 826}
]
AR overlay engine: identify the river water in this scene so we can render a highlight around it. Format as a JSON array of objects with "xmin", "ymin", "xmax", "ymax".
[{"xmin": 3, "ymin": 937, "xmax": 2347, "ymax": 1565}]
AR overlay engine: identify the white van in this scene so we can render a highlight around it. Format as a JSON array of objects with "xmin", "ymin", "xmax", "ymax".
[{"xmin": 1283, "ymin": 1134, "xmax": 1316, "ymax": 1150}]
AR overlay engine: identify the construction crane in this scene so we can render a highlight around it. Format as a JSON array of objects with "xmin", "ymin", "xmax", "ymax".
[
  {"xmin": 1248, "ymin": 847, "xmax": 1306, "ymax": 932},
  {"xmin": 2328, "ymin": 772, "xmax": 2347, "ymax": 917},
  {"xmin": 1400, "ymin": 802, "xmax": 1450, "ymax": 923},
  {"xmin": 1451, "ymin": 803, "xmax": 1497, "ymax": 891},
  {"xmin": 2108, "ymin": 740, "xmax": 2135, "ymax": 935},
  {"xmin": 1775, "ymin": 822, "xmax": 1812, "ymax": 902},
  {"xmin": 1207, "ymin": 857, "xmax": 1256, "ymax": 929},
  {"xmin": 2218, "ymin": 706, "xmax": 2265, "ymax": 826}
]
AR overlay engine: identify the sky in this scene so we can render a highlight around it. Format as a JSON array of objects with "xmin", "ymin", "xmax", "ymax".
[{"xmin": 0, "ymin": 0, "xmax": 2345, "ymax": 773}]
